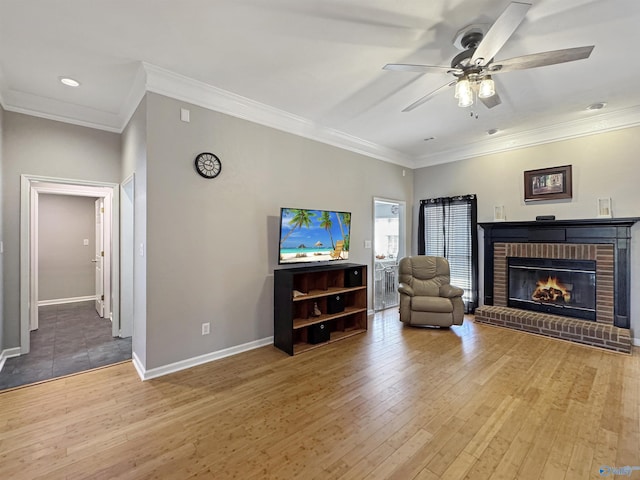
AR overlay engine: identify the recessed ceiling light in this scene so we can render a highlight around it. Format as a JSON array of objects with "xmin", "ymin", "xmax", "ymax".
[
  {"xmin": 59, "ymin": 77, "xmax": 80, "ymax": 87},
  {"xmin": 487, "ymin": 128, "xmax": 499, "ymax": 135},
  {"xmin": 587, "ymin": 102, "xmax": 606, "ymax": 111}
]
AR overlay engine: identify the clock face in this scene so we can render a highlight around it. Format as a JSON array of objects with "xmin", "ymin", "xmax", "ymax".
[{"xmin": 195, "ymin": 152, "xmax": 222, "ymax": 179}]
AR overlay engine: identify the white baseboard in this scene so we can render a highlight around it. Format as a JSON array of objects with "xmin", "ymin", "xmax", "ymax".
[
  {"xmin": 131, "ymin": 351, "xmax": 146, "ymax": 381},
  {"xmin": 0, "ymin": 347, "xmax": 22, "ymax": 373},
  {"xmin": 38, "ymin": 296, "xmax": 96, "ymax": 306},
  {"xmin": 633, "ymin": 337, "xmax": 640, "ymax": 347},
  {"xmin": 133, "ymin": 336, "xmax": 274, "ymax": 381}
]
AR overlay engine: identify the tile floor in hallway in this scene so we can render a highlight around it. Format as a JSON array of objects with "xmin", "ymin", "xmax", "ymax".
[{"xmin": 0, "ymin": 301, "xmax": 132, "ymax": 390}]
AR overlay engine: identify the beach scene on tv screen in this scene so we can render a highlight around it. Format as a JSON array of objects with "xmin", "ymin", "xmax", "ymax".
[{"xmin": 279, "ymin": 208, "xmax": 351, "ymax": 263}]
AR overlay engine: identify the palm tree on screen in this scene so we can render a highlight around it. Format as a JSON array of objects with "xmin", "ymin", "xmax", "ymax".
[
  {"xmin": 319, "ymin": 211, "xmax": 335, "ymax": 249},
  {"xmin": 280, "ymin": 209, "xmax": 315, "ymax": 246}
]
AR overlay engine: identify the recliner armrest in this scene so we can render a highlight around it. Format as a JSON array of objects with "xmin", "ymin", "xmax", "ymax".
[
  {"xmin": 439, "ymin": 284, "xmax": 464, "ymax": 298},
  {"xmin": 398, "ymin": 283, "xmax": 414, "ymax": 296}
]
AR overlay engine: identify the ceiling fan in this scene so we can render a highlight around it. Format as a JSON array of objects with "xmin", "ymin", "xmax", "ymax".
[{"xmin": 383, "ymin": 1, "xmax": 594, "ymax": 112}]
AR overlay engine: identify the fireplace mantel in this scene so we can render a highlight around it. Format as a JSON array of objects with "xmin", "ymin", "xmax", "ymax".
[{"xmin": 479, "ymin": 217, "xmax": 639, "ymax": 329}]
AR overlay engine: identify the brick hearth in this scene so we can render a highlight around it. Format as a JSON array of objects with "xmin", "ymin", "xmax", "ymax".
[{"xmin": 475, "ymin": 306, "xmax": 631, "ymax": 354}]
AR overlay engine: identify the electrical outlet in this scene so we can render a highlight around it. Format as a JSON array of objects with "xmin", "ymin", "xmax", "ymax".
[{"xmin": 202, "ymin": 322, "xmax": 210, "ymax": 335}]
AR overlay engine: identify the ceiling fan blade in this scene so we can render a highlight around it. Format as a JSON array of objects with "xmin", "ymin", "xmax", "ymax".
[
  {"xmin": 480, "ymin": 91, "xmax": 502, "ymax": 109},
  {"xmin": 489, "ymin": 46, "xmax": 594, "ymax": 73},
  {"xmin": 402, "ymin": 80, "xmax": 456, "ymax": 112},
  {"xmin": 472, "ymin": 1, "xmax": 532, "ymax": 67},
  {"xmin": 383, "ymin": 63, "xmax": 461, "ymax": 75}
]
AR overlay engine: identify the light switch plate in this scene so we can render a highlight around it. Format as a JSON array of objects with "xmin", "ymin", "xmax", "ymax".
[
  {"xmin": 180, "ymin": 108, "xmax": 190, "ymax": 122},
  {"xmin": 83, "ymin": 239, "xmax": 89, "ymax": 246}
]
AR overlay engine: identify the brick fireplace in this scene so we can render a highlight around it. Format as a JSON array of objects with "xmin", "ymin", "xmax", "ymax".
[
  {"xmin": 475, "ymin": 218, "xmax": 638, "ymax": 353},
  {"xmin": 494, "ymin": 242, "xmax": 613, "ymax": 323}
]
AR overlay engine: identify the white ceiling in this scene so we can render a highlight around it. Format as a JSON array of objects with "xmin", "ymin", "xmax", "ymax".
[{"xmin": 2, "ymin": 0, "xmax": 640, "ymax": 168}]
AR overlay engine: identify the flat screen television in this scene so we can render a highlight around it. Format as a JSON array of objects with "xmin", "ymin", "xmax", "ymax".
[{"xmin": 278, "ymin": 208, "xmax": 351, "ymax": 265}]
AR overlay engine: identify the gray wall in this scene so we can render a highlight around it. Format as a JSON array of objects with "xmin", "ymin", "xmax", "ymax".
[
  {"xmin": 38, "ymin": 194, "xmax": 96, "ymax": 302},
  {"xmin": 2, "ymin": 112, "xmax": 120, "ymax": 348},
  {"xmin": 121, "ymin": 97, "xmax": 147, "ymax": 366},
  {"xmin": 144, "ymin": 92, "xmax": 413, "ymax": 369},
  {"xmin": 413, "ymin": 126, "xmax": 640, "ymax": 341}
]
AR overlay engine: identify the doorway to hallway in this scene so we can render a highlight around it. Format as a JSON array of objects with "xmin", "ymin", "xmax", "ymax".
[{"xmin": 20, "ymin": 175, "xmax": 125, "ymax": 355}]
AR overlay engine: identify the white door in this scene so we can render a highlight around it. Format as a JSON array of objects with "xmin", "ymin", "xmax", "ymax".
[{"xmin": 95, "ymin": 198, "xmax": 104, "ymax": 317}]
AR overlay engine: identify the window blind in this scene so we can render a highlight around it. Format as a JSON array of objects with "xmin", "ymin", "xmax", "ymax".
[{"xmin": 418, "ymin": 195, "xmax": 478, "ymax": 313}]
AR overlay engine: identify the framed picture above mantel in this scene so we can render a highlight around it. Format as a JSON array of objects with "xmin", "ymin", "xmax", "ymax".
[{"xmin": 524, "ymin": 165, "xmax": 572, "ymax": 202}]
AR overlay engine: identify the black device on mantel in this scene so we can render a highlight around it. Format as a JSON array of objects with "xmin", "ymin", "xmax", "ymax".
[{"xmin": 536, "ymin": 215, "xmax": 556, "ymax": 221}]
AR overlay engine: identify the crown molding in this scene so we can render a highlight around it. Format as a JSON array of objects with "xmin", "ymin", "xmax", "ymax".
[
  {"xmin": 415, "ymin": 105, "xmax": 640, "ymax": 168},
  {"xmin": 3, "ymin": 59, "xmax": 638, "ymax": 170},
  {"xmin": 0, "ymin": 63, "xmax": 145, "ymax": 134},
  {"xmin": 142, "ymin": 63, "xmax": 414, "ymax": 168},
  {"xmin": 0, "ymin": 61, "xmax": 414, "ymax": 166},
  {"xmin": 1, "ymin": 89, "xmax": 123, "ymax": 133}
]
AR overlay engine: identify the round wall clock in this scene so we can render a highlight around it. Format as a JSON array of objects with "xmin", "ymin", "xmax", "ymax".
[{"xmin": 194, "ymin": 152, "xmax": 222, "ymax": 179}]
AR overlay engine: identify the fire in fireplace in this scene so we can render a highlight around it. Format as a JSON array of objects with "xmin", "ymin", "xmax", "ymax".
[
  {"xmin": 508, "ymin": 257, "xmax": 596, "ymax": 321},
  {"xmin": 532, "ymin": 276, "xmax": 571, "ymax": 303}
]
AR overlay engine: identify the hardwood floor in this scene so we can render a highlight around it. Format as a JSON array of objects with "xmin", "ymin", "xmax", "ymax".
[{"xmin": 0, "ymin": 310, "xmax": 638, "ymax": 479}]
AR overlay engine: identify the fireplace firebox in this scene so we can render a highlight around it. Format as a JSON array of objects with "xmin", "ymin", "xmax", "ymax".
[{"xmin": 508, "ymin": 257, "xmax": 596, "ymax": 321}]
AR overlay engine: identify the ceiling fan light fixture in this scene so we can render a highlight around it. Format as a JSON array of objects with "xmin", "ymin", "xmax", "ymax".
[
  {"xmin": 478, "ymin": 76, "xmax": 495, "ymax": 98},
  {"xmin": 455, "ymin": 77, "xmax": 474, "ymax": 107},
  {"xmin": 454, "ymin": 77, "xmax": 470, "ymax": 98}
]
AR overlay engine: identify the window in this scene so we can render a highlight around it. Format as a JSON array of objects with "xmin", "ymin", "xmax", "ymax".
[{"xmin": 418, "ymin": 195, "xmax": 478, "ymax": 313}]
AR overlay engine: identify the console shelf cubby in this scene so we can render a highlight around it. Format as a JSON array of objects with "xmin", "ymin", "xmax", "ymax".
[{"xmin": 274, "ymin": 263, "xmax": 368, "ymax": 355}]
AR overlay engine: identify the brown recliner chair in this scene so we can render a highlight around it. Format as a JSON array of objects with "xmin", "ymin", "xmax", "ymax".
[{"xmin": 398, "ymin": 256, "xmax": 465, "ymax": 327}]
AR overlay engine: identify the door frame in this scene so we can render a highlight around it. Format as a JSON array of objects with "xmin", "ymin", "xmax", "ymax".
[
  {"xmin": 95, "ymin": 197, "xmax": 106, "ymax": 318},
  {"xmin": 20, "ymin": 175, "xmax": 120, "ymax": 354},
  {"xmin": 372, "ymin": 197, "xmax": 407, "ymax": 311},
  {"xmin": 120, "ymin": 174, "xmax": 134, "ymax": 338}
]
